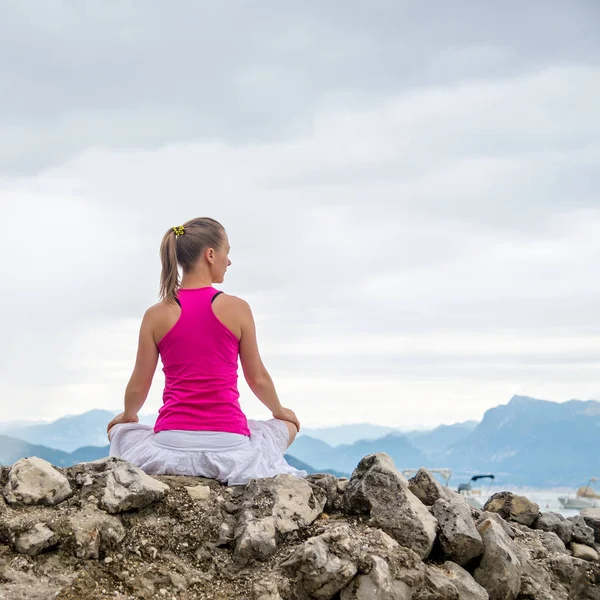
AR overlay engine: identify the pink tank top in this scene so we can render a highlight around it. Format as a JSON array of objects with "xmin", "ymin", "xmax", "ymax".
[{"xmin": 154, "ymin": 287, "xmax": 251, "ymax": 436}]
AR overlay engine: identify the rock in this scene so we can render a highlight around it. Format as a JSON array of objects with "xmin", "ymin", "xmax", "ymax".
[
  {"xmin": 64, "ymin": 505, "xmax": 126, "ymax": 559},
  {"xmin": 408, "ymin": 468, "xmax": 446, "ymax": 506},
  {"xmin": 550, "ymin": 553, "xmax": 575, "ymax": 585},
  {"xmin": 567, "ymin": 515, "xmax": 595, "ymax": 546},
  {"xmin": 571, "ymin": 542, "xmax": 599, "ymax": 562},
  {"xmin": 306, "ymin": 473, "xmax": 339, "ymax": 512},
  {"xmin": 477, "ymin": 511, "xmax": 515, "ymax": 539},
  {"xmin": 282, "ymin": 525, "xmax": 358, "ymax": 599},
  {"xmin": 570, "ymin": 556, "xmax": 600, "ymax": 600},
  {"xmin": 413, "ymin": 565, "xmax": 459, "ymax": 600},
  {"xmin": 537, "ymin": 530, "xmax": 567, "ymax": 555},
  {"xmin": 234, "ymin": 514, "xmax": 277, "ymax": 564},
  {"xmin": 253, "ymin": 580, "xmax": 283, "ymax": 600},
  {"xmin": 483, "ymin": 492, "xmax": 539, "ymax": 527},
  {"xmin": 340, "ymin": 555, "xmax": 412, "ymax": 600},
  {"xmin": 442, "ymin": 562, "xmax": 489, "ymax": 600},
  {"xmin": 233, "ymin": 474, "xmax": 326, "ymax": 565},
  {"xmin": 581, "ymin": 508, "xmax": 600, "ymax": 543},
  {"xmin": 283, "ymin": 524, "xmax": 426, "ymax": 600},
  {"xmin": 344, "ymin": 453, "xmax": 437, "ymax": 559},
  {"xmin": 185, "ymin": 484, "xmax": 211, "ymax": 501},
  {"xmin": 474, "ymin": 518, "xmax": 522, "ymax": 600},
  {"xmin": 100, "ymin": 462, "xmax": 169, "ymax": 513},
  {"xmin": 11, "ymin": 522, "xmax": 58, "ymax": 556},
  {"xmin": 3, "ymin": 457, "xmax": 73, "ymax": 506},
  {"xmin": 432, "ymin": 495, "xmax": 484, "ymax": 566},
  {"xmin": 534, "ymin": 512, "xmax": 573, "ymax": 545}
]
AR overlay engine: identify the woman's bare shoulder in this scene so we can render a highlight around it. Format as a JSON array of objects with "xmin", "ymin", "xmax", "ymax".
[{"xmin": 144, "ymin": 300, "xmax": 179, "ymax": 321}]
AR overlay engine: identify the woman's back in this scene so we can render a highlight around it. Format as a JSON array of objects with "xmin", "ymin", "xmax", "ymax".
[{"xmin": 154, "ymin": 286, "xmax": 250, "ymax": 436}]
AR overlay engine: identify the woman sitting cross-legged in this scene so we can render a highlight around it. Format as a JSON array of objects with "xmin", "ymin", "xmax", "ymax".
[{"xmin": 106, "ymin": 217, "xmax": 306, "ymax": 486}]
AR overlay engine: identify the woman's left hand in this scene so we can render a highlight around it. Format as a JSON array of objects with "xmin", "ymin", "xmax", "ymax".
[{"xmin": 107, "ymin": 412, "xmax": 139, "ymax": 439}]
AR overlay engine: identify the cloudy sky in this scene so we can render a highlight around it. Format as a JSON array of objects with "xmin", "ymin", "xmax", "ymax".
[{"xmin": 1, "ymin": 1, "xmax": 599, "ymax": 429}]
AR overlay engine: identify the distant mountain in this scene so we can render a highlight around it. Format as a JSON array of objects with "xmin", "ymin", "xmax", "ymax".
[
  {"xmin": 0, "ymin": 435, "xmax": 109, "ymax": 467},
  {"xmin": 406, "ymin": 421, "xmax": 478, "ymax": 457},
  {"xmin": 6, "ymin": 410, "xmax": 156, "ymax": 452},
  {"xmin": 441, "ymin": 396, "xmax": 600, "ymax": 486},
  {"xmin": 299, "ymin": 423, "xmax": 402, "ymax": 446},
  {"xmin": 288, "ymin": 432, "xmax": 430, "ymax": 476}
]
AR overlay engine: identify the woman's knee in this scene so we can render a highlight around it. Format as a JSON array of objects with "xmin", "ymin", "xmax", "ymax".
[{"xmin": 279, "ymin": 419, "xmax": 298, "ymax": 448}]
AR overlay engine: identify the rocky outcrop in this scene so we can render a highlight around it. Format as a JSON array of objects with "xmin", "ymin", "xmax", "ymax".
[
  {"xmin": 0, "ymin": 453, "xmax": 598, "ymax": 600},
  {"xmin": 343, "ymin": 454, "xmax": 437, "ymax": 559}
]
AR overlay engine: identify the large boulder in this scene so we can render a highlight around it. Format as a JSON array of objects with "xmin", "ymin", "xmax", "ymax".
[
  {"xmin": 483, "ymin": 492, "xmax": 539, "ymax": 527},
  {"xmin": 3, "ymin": 457, "xmax": 73, "ymax": 506},
  {"xmin": 281, "ymin": 525, "xmax": 359, "ymax": 599},
  {"xmin": 343, "ymin": 454, "xmax": 437, "ymax": 559},
  {"xmin": 306, "ymin": 473, "xmax": 341, "ymax": 513},
  {"xmin": 100, "ymin": 461, "xmax": 170, "ymax": 514},
  {"xmin": 11, "ymin": 522, "xmax": 59, "ymax": 556},
  {"xmin": 443, "ymin": 562, "xmax": 489, "ymax": 600},
  {"xmin": 233, "ymin": 474, "xmax": 326, "ymax": 565},
  {"xmin": 284, "ymin": 525, "xmax": 425, "ymax": 600},
  {"xmin": 581, "ymin": 508, "xmax": 600, "ymax": 543},
  {"xmin": 567, "ymin": 515, "xmax": 595, "ymax": 547},
  {"xmin": 413, "ymin": 565, "xmax": 459, "ymax": 600},
  {"xmin": 340, "ymin": 555, "xmax": 412, "ymax": 600},
  {"xmin": 474, "ymin": 518, "xmax": 522, "ymax": 600},
  {"xmin": 63, "ymin": 505, "xmax": 126, "ymax": 559},
  {"xmin": 432, "ymin": 495, "xmax": 484, "ymax": 566},
  {"xmin": 408, "ymin": 469, "xmax": 447, "ymax": 506},
  {"xmin": 571, "ymin": 542, "xmax": 599, "ymax": 563},
  {"xmin": 534, "ymin": 512, "xmax": 573, "ymax": 545}
]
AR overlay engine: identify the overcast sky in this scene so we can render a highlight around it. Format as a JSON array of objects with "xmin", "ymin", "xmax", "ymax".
[{"xmin": 1, "ymin": 1, "xmax": 599, "ymax": 429}]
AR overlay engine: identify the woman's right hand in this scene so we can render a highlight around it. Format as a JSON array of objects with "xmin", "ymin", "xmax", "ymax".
[{"xmin": 272, "ymin": 407, "xmax": 300, "ymax": 432}]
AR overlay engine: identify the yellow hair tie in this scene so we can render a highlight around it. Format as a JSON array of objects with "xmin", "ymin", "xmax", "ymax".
[{"xmin": 172, "ymin": 225, "xmax": 185, "ymax": 237}]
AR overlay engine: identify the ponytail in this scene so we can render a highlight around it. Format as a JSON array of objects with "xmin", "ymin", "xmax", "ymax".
[
  {"xmin": 159, "ymin": 229, "xmax": 180, "ymax": 304},
  {"xmin": 158, "ymin": 217, "xmax": 226, "ymax": 304}
]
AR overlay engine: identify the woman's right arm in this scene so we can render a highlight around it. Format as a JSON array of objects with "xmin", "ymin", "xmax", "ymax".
[{"xmin": 237, "ymin": 299, "xmax": 300, "ymax": 431}]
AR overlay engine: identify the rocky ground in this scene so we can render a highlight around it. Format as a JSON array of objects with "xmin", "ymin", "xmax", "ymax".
[{"xmin": 0, "ymin": 453, "xmax": 599, "ymax": 600}]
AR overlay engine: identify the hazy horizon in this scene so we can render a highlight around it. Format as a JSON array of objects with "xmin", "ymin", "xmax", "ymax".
[{"xmin": 1, "ymin": 2, "xmax": 600, "ymax": 427}]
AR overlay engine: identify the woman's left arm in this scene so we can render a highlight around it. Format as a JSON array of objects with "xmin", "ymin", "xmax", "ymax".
[{"xmin": 107, "ymin": 310, "xmax": 159, "ymax": 433}]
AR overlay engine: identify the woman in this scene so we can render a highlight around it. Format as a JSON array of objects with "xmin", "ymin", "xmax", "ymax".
[{"xmin": 106, "ymin": 217, "xmax": 306, "ymax": 485}]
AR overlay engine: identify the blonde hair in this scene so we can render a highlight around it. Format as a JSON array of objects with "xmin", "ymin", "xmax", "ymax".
[{"xmin": 159, "ymin": 217, "xmax": 225, "ymax": 304}]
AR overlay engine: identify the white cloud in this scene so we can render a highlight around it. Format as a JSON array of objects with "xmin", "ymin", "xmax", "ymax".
[{"xmin": 1, "ymin": 2, "xmax": 599, "ymax": 427}]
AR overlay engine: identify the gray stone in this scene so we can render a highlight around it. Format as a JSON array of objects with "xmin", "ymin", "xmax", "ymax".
[
  {"xmin": 233, "ymin": 474, "xmax": 326, "ymax": 565},
  {"xmin": 568, "ymin": 515, "xmax": 595, "ymax": 546},
  {"xmin": 307, "ymin": 473, "xmax": 339, "ymax": 512},
  {"xmin": 550, "ymin": 553, "xmax": 575, "ymax": 585},
  {"xmin": 474, "ymin": 518, "xmax": 522, "ymax": 600},
  {"xmin": 483, "ymin": 492, "xmax": 539, "ymax": 527},
  {"xmin": 433, "ymin": 496, "xmax": 484, "ymax": 566},
  {"xmin": 442, "ymin": 562, "xmax": 489, "ymax": 600},
  {"xmin": 100, "ymin": 462, "xmax": 169, "ymax": 514},
  {"xmin": 234, "ymin": 513, "xmax": 277, "ymax": 565},
  {"xmin": 571, "ymin": 542, "xmax": 599, "ymax": 562},
  {"xmin": 413, "ymin": 565, "xmax": 459, "ymax": 600},
  {"xmin": 537, "ymin": 530, "xmax": 567, "ymax": 555},
  {"xmin": 253, "ymin": 580, "xmax": 283, "ymax": 600},
  {"xmin": 66, "ymin": 506, "xmax": 126, "ymax": 559},
  {"xmin": 340, "ymin": 555, "xmax": 412, "ymax": 600},
  {"xmin": 185, "ymin": 484, "xmax": 211, "ymax": 501},
  {"xmin": 581, "ymin": 508, "xmax": 600, "ymax": 543},
  {"xmin": 4, "ymin": 457, "xmax": 73, "ymax": 506},
  {"xmin": 534, "ymin": 512, "xmax": 573, "ymax": 545},
  {"xmin": 408, "ymin": 468, "xmax": 446, "ymax": 506},
  {"xmin": 477, "ymin": 512, "xmax": 515, "ymax": 539},
  {"xmin": 344, "ymin": 453, "xmax": 437, "ymax": 559},
  {"xmin": 12, "ymin": 522, "xmax": 58, "ymax": 556},
  {"xmin": 282, "ymin": 525, "xmax": 358, "ymax": 599}
]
